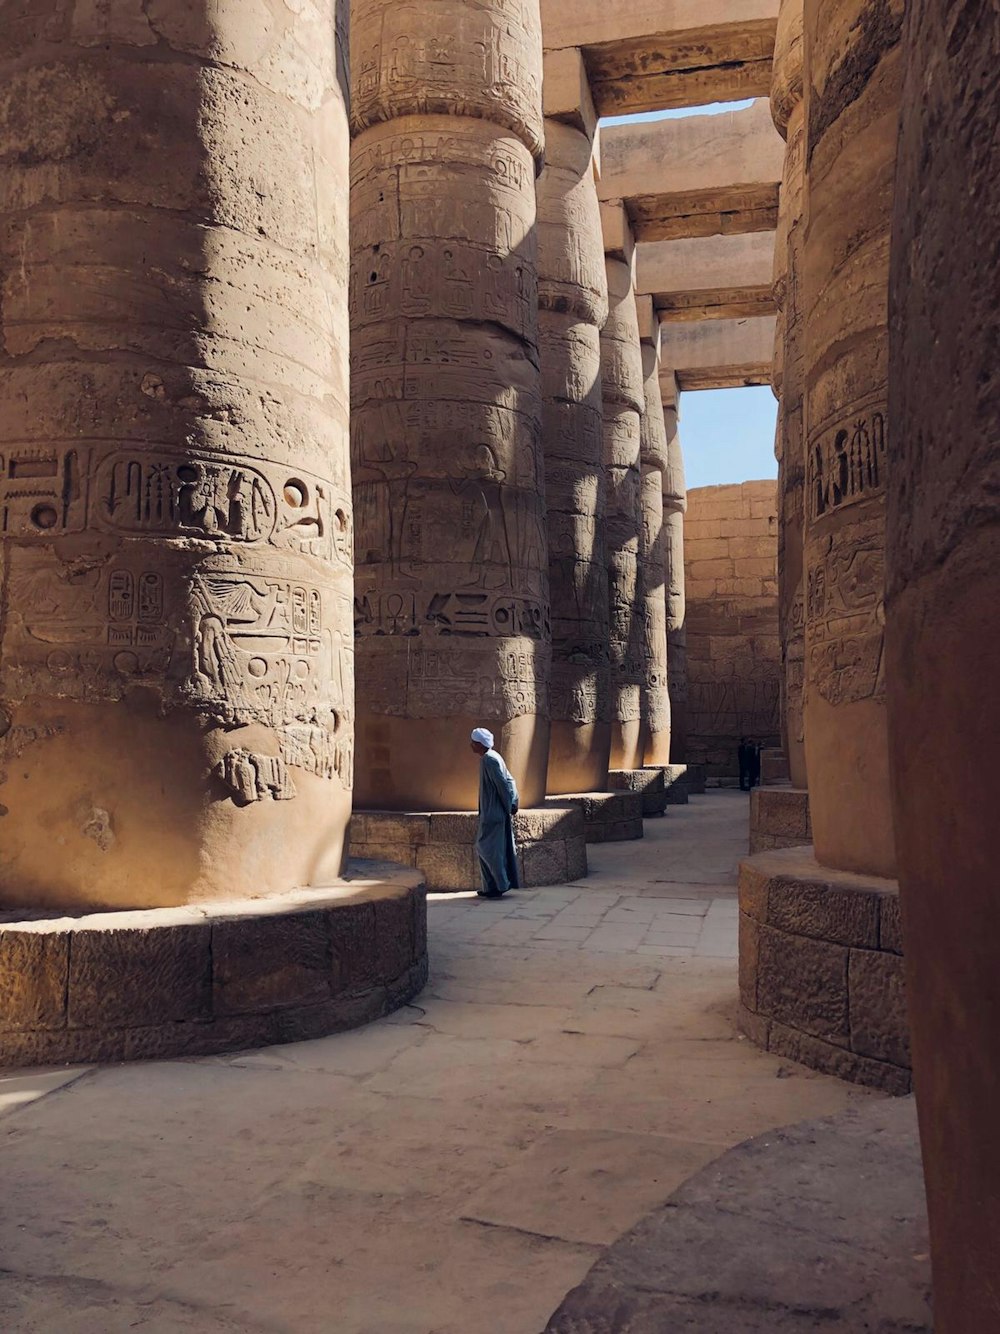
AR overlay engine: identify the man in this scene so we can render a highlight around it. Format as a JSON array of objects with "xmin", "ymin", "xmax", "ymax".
[{"xmin": 470, "ymin": 727, "xmax": 519, "ymax": 898}]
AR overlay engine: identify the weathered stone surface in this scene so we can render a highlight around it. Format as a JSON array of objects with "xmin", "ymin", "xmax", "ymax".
[
  {"xmin": 551, "ymin": 791, "xmax": 644, "ymax": 843},
  {"xmin": 749, "ymin": 786, "xmax": 811, "ymax": 853},
  {"xmin": 638, "ymin": 343, "xmax": 671, "ymax": 767},
  {"xmin": 658, "ymin": 316, "xmax": 777, "ymax": 392},
  {"xmin": 213, "ymin": 912, "xmax": 333, "ymax": 1017},
  {"xmin": 350, "ymin": 0, "xmax": 549, "ymax": 812},
  {"xmin": 330, "ymin": 901, "xmax": 379, "ymax": 995},
  {"xmin": 801, "ymin": 0, "xmax": 901, "ymax": 879},
  {"xmin": 756, "ymin": 923, "xmax": 849, "ymax": 1046},
  {"xmin": 767, "ymin": 877, "xmax": 878, "ymax": 949},
  {"xmin": 607, "ymin": 768, "xmax": 667, "ymax": 817},
  {"xmin": 69, "ymin": 924, "xmax": 213, "ymax": 1029},
  {"xmin": 738, "ymin": 912, "xmax": 760, "ymax": 1013},
  {"xmin": 0, "ymin": 0, "xmax": 355, "ymax": 911},
  {"xmin": 849, "ymin": 949, "xmax": 909, "ymax": 1069},
  {"xmin": 0, "ymin": 931, "xmax": 69, "ymax": 1032}
]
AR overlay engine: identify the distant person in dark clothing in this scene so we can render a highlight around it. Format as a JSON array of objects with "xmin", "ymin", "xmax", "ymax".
[{"xmin": 738, "ymin": 737, "xmax": 761, "ymax": 791}]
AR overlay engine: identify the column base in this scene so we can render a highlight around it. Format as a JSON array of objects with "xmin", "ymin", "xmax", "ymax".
[
  {"xmin": 684, "ymin": 763, "xmax": 707, "ymax": 794},
  {"xmin": 738, "ymin": 847, "xmax": 911, "ymax": 1094},
  {"xmin": 350, "ymin": 806, "xmax": 588, "ymax": 893},
  {"xmin": 648, "ymin": 763, "xmax": 691, "ymax": 804},
  {"xmin": 608, "ymin": 768, "xmax": 668, "ymax": 817},
  {"xmin": 0, "ymin": 862, "xmax": 427, "ymax": 1069},
  {"xmin": 749, "ymin": 785, "xmax": 812, "ymax": 852},
  {"xmin": 760, "ymin": 748, "xmax": 791, "ymax": 783},
  {"xmin": 547, "ymin": 791, "xmax": 644, "ymax": 843}
]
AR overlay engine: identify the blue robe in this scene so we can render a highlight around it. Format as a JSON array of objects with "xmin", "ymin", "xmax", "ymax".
[{"xmin": 477, "ymin": 749, "xmax": 520, "ymax": 895}]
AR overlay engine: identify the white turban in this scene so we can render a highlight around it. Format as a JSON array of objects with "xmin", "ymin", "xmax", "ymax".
[{"xmin": 471, "ymin": 727, "xmax": 494, "ymax": 749}]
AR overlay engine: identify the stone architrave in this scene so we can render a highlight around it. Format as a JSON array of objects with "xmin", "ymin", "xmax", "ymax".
[
  {"xmin": 662, "ymin": 418, "xmax": 689, "ymax": 764},
  {"xmin": 889, "ymin": 4, "xmax": 1000, "ymax": 1326},
  {"xmin": 638, "ymin": 343, "xmax": 671, "ymax": 766},
  {"xmin": 350, "ymin": 0, "xmax": 549, "ymax": 811},
  {"xmin": 801, "ymin": 0, "xmax": 901, "ymax": 878},
  {"xmin": 771, "ymin": 0, "xmax": 807, "ymax": 789},
  {"xmin": 537, "ymin": 120, "xmax": 611, "ymax": 795},
  {"xmin": 600, "ymin": 259, "xmax": 646, "ymax": 771},
  {"xmin": 0, "ymin": 0, "xmax": 354, "ymax": 911}
]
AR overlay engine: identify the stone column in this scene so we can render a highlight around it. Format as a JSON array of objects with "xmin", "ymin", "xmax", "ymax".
[
  {"xmin": 600, "ymin": 215, "xmax": 645, "ymax": 772},
  {"xmin": 637, "ymin": 315, "xmax": 671, "ymax": 767},
  {"xmin": 350, "ymin": 0, "xmax": 549, "ymax": 810},
  {"xmin": 800, "ymin": 0, "xmax": 901, "ymax": 878},
  {"xmin": 771, "ymin": 0, "xmax": 807, "ymax": 790},
  {"xmin": 0, "ymin": 0, "xmax": 354, "ymax": 910},
  {"xmin": 536, "ymin": 56, "xmax": 611, "ymax": 795},
  {"xmin": 662, "ymin": 406, "xmax": 689, "ymax": 765},
  {"xmin": 890, "ymin": 5, "xmax": 1000, "ymax": 1325}
]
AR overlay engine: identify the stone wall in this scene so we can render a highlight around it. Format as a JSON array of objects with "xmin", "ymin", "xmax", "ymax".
[{"xmin": 684, "ymin": 481, "xmax": 780, "ymax": 779}]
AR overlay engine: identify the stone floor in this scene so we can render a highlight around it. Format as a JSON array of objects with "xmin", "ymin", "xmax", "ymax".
[{"xmin": 0, "ymin": 793, "xmax": 881, "ymax": 1334}]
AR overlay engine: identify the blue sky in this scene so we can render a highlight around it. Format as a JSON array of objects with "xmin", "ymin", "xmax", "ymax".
[{"xmin": 602, "ymin": 101, "xmax": 778, "ymax": 491}]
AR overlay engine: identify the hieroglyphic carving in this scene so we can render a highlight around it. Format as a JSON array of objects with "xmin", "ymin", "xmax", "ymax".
[
  {"xmin": 0, "ymin": 446, "xmax": 88, "ymax": 537},
  {"xmin": 806, "ymin": 535, "xmax": 885, "ymax": 705},
  {"xmin": 219, "ymin": 751, "xmax": 297, "ymax": 804},
  {"xmin": 808, "ymin": 403, "xmax": 887, "ymax": 520}
]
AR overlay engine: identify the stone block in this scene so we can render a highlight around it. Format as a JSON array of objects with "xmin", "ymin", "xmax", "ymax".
[
  {"xmin": 736, "ymin": 1001, "xmax": 770, "ymax": 1050},
  {"xmin": 0, "ymin": 930, "xmax": 69, "ymax": 1032},
  {"xmin": 212, "ymin": 911, "xmax": 332, "ymax": 1017},
  {"xmin": 738, "ymin": 913, "xmax": 760, "ymax": 1013},
  {"xmin": 413, "ymin": 886, "xmax": 428, "ymax": 962},
  {"xmin": 330, "ymin": 902, "xmax": 379, "ymax": 995},
  {"xmin": 68, "ymin": 924, "xmax": 212, "ymax": 1029},
  {"xmin": 374, "ymin": 894, "xmax": 415, "ymax": 982},
  {"xmin": 417, "ymin": 841, "xmax": 478, "ymax": 891},
  {"xmin": 566, "ymin": 835, "xmax": 589, "ymax": 880},
  {"xmin": 880, "ymin": 892, "xmax": 904, "ymax": 954},
  {"xmin": 737, "ymin": 858, "xmax": 771, "ymax": 922},
  {"xmin": 749, "ymin": 787, "xmax": 811, "ymax": 851},
  {"xmin": 543, "ymin": 46, "xmax": 597, "ymax": 138},
  {"xmin": 428, "ymin": 812, "xmax": 478, "ymax": 844},
  {"xmin": 849, "ymin": 950, "xmax": 911, "ymax": 1069},
  {"xmin": 358, "ymin": 813, "xmax": 431, "ymax": 847},
  {"xmin": 521, "ymin": 837, "xmax": 570, "ymax": 887},
  {"xmin": 755, "ymin": 924, "xmax": 849, "ymax": 1047},
  {"xmin": 766, "ymin": 1021, "xmax": 911, "ymax": 1097},
  {"xmin": 767, "ymin": 877, "xmax": 880, "ymax": 949}
]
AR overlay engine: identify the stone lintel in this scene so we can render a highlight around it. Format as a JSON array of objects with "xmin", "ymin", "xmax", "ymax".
[
  {"xmin": 541, "ymin": 2, "xmax": 779, "ymax": 117},
  {"xmin": 0, "ymin": 868, "xmax": 428, "ymax": 1068},
  {"xmin": 738, "ymin": 847, "xmax": 910, "ymax": 1093},
  {"xmin": 597, "ymin": 101, "xmax": 784, "ymax": 242},
  {"xmin": 658, "ymin": 314, "xmax": 776, "ymax": 391},
  {"xmin": 607, "ymin": 768, "xmax": 668, "ymax": 817},
  {"xmin": 600, "ymin": 201, "xmax": 636, "ymax": 266},
  {"xmin": 637, "ymin": 232, "xmax": 777, "ymax": 321},
  {"xmin": 351, "ymin": 807, "xmax": 589, "ymax": 892},
  {"xmin": 543, "ymin": 47, "xmax": 598, "ymax": 139},
  {"xmin": 547, "ymin": 792, "xmax": 643, "ymax": 843}
]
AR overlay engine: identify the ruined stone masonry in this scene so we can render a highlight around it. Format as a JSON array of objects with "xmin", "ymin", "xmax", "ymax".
[{"xmin": 350, "ymin": 0, "xmax": 550, "ymax": 811}]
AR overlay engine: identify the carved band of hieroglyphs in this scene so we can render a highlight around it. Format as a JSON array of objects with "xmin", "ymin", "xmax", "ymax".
[
  {"xmin": 808, "ymin": 404, "xmax": 887, "ymax": 520},
  {"xmin": 355, "ymin": 588, "xmax": 550, "ymax": 640},
  {"xmin": 359, "ymin": 641, "xmax": 549, "ymax": 718},
  {"xmin": 0, "ymin": 447, "xmax": 87, "ymax": 537},
  {"xmin": 93, "ymin": 452, "xmax": 351, "ymax": 565},
  {"xmin": 806, "ymin": 535, "xmax": 885, "ymax": 705},
  {"xmin": 0, "ymin": 448, "xmax": 352, "ymax": 568}
]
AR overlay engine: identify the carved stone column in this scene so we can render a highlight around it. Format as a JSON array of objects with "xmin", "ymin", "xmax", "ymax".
[
  {"xmin": 0, "ymin": 0, "xmax": 354, "ymax": 909},
  {"xmin": 800, "ymin": 0, "xmax": 902, "ymax": 877},
  {"xmin": 600, "ymin": 251, "xmax": 645, "ymax": 772},
  {"xmin": 638, "ymin": 330, "xmax": 671, "ymax": 767},
  {"xmin": 537, "ymin": 107, "xmax": 610, "ymax": 795},
  {"xmin": 662, "ymin": 412, "xmax": 689, "ymax": 765},
  {"xmin": 350, "ymin": 0, "xmax": 549, "ymax": 810},
  {"xmin": 771, "ymin": 0, "xmax": 807, "ymax": 790},
  {"xmin": 890, "ymin": 4, "xmax": 1000, "ymax": 1324}
]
